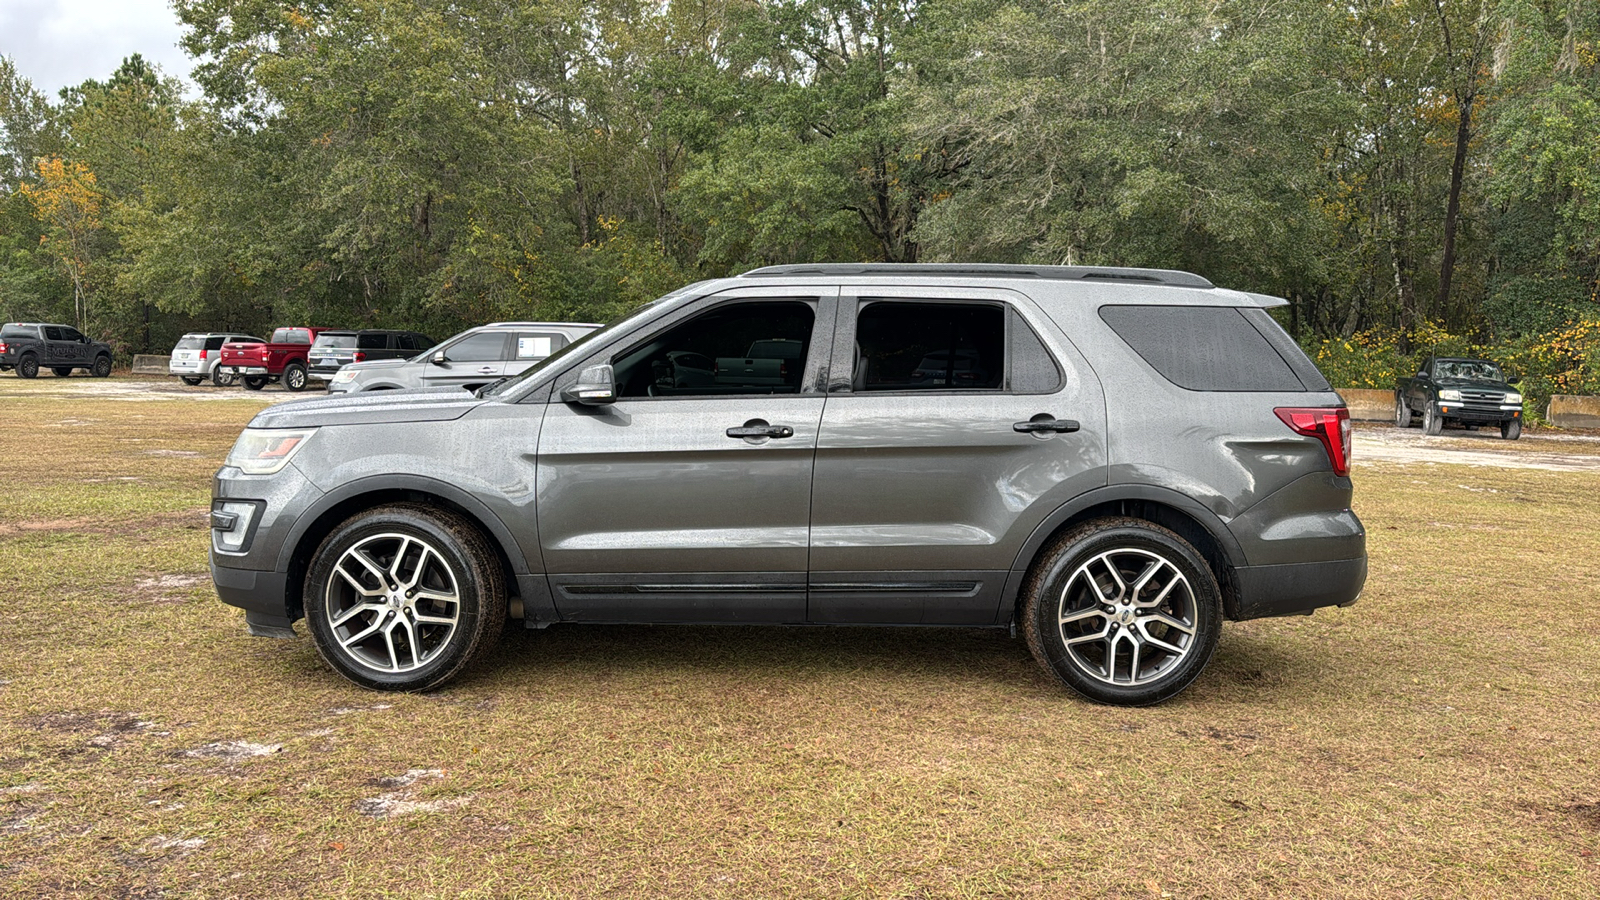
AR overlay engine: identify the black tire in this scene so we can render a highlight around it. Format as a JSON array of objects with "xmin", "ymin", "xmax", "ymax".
[
  {"xmin": 1423, "ymin": 402, "xmax": 1443, "ymax": 435},
  {"xmin": 304, "ymin": 504, "xmax": 505, "ymax": 691},
  {"xmin": 242, "ymin": 376, "xmax": 267, "ymax": 391},
  {"xmin": 17, "ymin": 354, "xmax": 38, "ymax": 378},
  {"xmin": 52, "ymin": 367, "xmax": 73, "ymax": 377},
  {"xmin": 1394, "ymin": 394, "xmax": 1412, "ymax": 428},
  {"xmin": 91, "ymin": 355, "xmax": 111, "ymax": 377},
  {"xmin": 1022, "ymin": 517, "xmax": 1222, "ymax": 706},
  {"xmin": 180, "ymin": 376, "xmax": 203, "ymax": 386},
  {"xmin": 282, "ymin": 362, "xmax": 308, "ymax": 392},
  {"xmin": 210, "ymin": 366, "xmax": 234, "ymax": 387},
  {"xmin": 1501, "ymin": 418, "xmax": 1522, "ymax": 440}
]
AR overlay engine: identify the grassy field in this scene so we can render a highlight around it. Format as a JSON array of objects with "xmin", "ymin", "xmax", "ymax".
[{"xmin": 1, "ymin": 380, "xmax": 1598, "ymax": 898}]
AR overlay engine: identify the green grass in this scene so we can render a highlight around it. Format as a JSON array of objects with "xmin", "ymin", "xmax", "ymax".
[{"xmin": 1, "ymin": 391, "xmax": 1598, "ymax": 898}]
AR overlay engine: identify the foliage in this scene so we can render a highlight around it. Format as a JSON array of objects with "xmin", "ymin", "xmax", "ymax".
[{"xmin": 0, "ymin": 1, "xmax": 1595, "ymax": 373}]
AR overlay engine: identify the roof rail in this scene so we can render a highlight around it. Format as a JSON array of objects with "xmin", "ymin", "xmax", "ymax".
[
  {"xmin": 738, "ymin": 263, "xmax": 1214, "ymax": 289},
  {"xmin": 485, "ymin": 321, "xmax": 606, "ymax": 328}
]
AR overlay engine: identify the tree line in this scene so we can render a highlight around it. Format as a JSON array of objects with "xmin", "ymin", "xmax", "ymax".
[{"xmin": 1, "ymin": 0, "xmax": 1597, "ymax": 355}]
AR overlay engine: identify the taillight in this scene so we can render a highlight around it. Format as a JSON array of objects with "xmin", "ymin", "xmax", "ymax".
[
  {"xmin": 1275, "ymin": 407, "xmax": 1351, "ymax": 477},
  {"xmin": 0, "ymin": 342, "xmax": 8, "ymax": 353},
  {"xmin": 199, "ymin": 349, "xmax": 209, "ymax": 360},
  {"xmin": 778, "ymin": 361, "xmax": 787, "ymax": 378},
  {"xmin": 354, "ymin": 351, "xmax": 366, "ymax": 362}
]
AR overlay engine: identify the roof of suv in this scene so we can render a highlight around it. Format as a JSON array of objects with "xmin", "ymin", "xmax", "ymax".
[{"xmin": 482, "ymin": 321, "xmax": 605, "ymax": 329}]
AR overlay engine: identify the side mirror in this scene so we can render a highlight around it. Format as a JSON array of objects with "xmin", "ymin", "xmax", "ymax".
[
  {"xmin": 561, "ymin": 364, "xmax": 617, "ymax": 406},
  {"xmin": 431, "ymin": 351, "xmax": 448, "ymax": 366},
  {"xmin": 1417, "ymin": 372, "xmax": 1428, "ymax": 378}
]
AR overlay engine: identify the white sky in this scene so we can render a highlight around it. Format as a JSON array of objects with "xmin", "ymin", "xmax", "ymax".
[{"xmin": 0, "ymin": 0, "xmax": 194, "ymax": 99}]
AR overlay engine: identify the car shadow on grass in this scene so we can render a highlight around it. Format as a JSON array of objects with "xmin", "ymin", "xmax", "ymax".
[{"xmin": 475, "ymin": 623, "xmax": 1037, "ymax": 688}]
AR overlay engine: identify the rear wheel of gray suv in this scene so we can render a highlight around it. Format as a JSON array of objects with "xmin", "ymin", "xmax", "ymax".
[
  {"xmin": 305, "ymin": 504, "xmax": 505, "ymax": 691},
  {"xmin": 1023, "ymin": 518, "xmax": 1221, "ymax": 706}
]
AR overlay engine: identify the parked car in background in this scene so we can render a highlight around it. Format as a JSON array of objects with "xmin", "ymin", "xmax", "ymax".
[
  {"xmin": 1395, "ymin": 356, "xmax": 1524, "ymax": 439},
  {"xmin": 169, "ymin": 332, "xmax": 264, "ymax": 386},
  {"xmin": 326, "ymin": 321, "xmax": 601, "ymax": 394},
  {"xmin": 0, "ymin": 322, "xmax": 113, "ymax": 378},
  {"xmin": 212, "ymin": 264, "xmax": 1365, "ymax": 705},
  {"xmin": 308, "ymin": 330, "xmax": 435, "ymax": 383},
  {"xmin": 219, "ymin": 327, "xmax": 328, "ymax": 392}
]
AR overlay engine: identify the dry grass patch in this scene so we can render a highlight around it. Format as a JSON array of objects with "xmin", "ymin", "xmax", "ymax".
[{"xmin": 1, "ymin": 391, "xmax": 1598, "ymax": 897}]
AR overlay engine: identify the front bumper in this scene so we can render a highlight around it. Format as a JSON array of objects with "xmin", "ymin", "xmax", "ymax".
[
  {"xmin": 211, "ymin": 558, "xmax": 296, "ymax": 635},
  {"xmin": 1232, "ymin": 556, "xmax": 1367, "ymax": 619},
  {"xmin": 1435, "ymin": 401, "xmax": 1521, "ymax": 423}
]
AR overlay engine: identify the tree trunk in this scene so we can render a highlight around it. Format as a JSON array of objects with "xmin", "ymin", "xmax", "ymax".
[{"xmin": 1437, "ymin": 93, "xmax": 1472, "ymax": 318}]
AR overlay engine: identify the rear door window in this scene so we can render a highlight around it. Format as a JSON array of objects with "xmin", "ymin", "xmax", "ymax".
[
  {"xmin": 515, "ymin": 332, "xmax": 567, "ymax": 360},
  {"xmin": 357, "ymin": 332, "xmax": 388, "ymax": 350},
  {"xmin": 853, "ymin": 302, "xmax": 1005, "ymax": 391}
]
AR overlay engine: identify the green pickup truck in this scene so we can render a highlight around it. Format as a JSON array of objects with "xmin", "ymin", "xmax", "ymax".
[{"xmin": 1395, "ymin": 356, "xmax": 1525, "ymax": 439}]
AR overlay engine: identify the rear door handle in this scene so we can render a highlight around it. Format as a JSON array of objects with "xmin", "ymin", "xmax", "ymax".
[
  {"xmin": 727, "ymin": 419, "xmax": 795, "ymax": 440},
  {"xmin": 1013, "ymin": 415, "xmax": 1080, "ymax": 434}
]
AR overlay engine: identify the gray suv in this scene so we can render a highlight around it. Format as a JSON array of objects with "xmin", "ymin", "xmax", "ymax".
[
  {"xmin": 210, "ymin": 265, "xmax": 1365, "ymax": 705},
  {"xmin": 326, "ymin": 321, "xmax": 601, "ymax": 394}
]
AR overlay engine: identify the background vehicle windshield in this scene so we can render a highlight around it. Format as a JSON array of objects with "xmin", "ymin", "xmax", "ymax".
[{"xmin": 1435, "ymin": 360, "xmax": 1503, "ymax": 381}]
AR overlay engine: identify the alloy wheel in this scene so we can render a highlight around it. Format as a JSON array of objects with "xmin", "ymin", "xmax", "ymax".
[
  {"xmin": 324, "ymin": 532, "xmax": 461, "ymax": 674},
  {"xmin": 1056, "ymin": 548, "xmax": 1199, "ymax": 687}
]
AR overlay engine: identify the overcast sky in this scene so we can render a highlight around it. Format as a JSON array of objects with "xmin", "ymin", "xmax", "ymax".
[{"xmin": 0, "ymin": 0, "xmax": 194, "ymax": 98}]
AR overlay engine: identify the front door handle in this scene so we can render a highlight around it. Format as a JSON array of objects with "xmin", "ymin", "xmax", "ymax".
[
  {"xmin": 1013, "ymin": 415, "xmax": 1080, "ymax": 434},
  {"xmin": 477, "ymin": 366, "xmax": 497, "ymax": 374},
  {"xmin": 727, "ymin": 419, "xmax": 795, "ymax": 440}
]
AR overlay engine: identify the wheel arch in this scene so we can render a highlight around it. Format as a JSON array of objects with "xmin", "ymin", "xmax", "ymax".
[
  {"xmin": 1003, "ymin": 485, "xmax": 1247, "ymax": 623},
  {"xmin": 276, "ymin": 476, "xmax": 530, "ymax": 623}
]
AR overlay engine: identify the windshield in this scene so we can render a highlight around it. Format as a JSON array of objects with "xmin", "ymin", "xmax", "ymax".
[
  {"xmin": 1434, "ymin": 359, "xmax": 1503, "ymax": 381},
  {"xmin": 313, "ymin": 334, "xmax": 358, "ymax": 349}
]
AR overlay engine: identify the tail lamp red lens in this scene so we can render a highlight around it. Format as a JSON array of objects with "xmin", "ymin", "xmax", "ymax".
[
  {"xmin": 354, "ymin": 351, "xmax": 366, "ymax": 362},
  {"xmin": 1274, "ymin": 407, "xmax": 1351, "ymax": 477},
  {"xmin": 199, "ymin": 349, "xmax": 209, "ymax": 360}
]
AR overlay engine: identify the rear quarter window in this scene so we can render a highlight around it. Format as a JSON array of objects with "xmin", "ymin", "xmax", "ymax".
[
  {"xmin": 1, "ymin": 325, "xmax": 38, "ymax": 340},
  {"xmin": 1099, "ymin": 305, "xmax": 1314, "ymax": 392}
]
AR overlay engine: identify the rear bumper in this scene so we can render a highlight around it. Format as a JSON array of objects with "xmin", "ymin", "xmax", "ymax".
[{"xmin": 1231, "ymin": 556, "xmax": 1366, "ymax": 619}]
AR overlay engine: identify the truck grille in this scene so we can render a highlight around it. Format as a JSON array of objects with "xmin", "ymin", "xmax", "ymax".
[{"xmin": 1462, "ymin": 389, "xmax": 1503, "ymax": 403}]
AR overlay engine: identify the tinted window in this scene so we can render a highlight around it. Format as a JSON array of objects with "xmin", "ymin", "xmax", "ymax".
[
  {"xmin": 271, "ymin": 328, "xmax": 312, "ymax": 344},
  {"xmin": 854, "ymin": 302, "xmax": 1004, "ymax": 391},
  {"xmin": 613, "ymin": 301, "xmax": 814, "ymax": 397},
  {"xmin": 1240, "ymin": 308, "xmax": 1330, "ymax": 391},
  {"xmin": 1100, "ymin": 305, "xmax": 1306, "ymax": 392},
  {"xmin": 203, "ymin": 336, "xmax": 226, "ymax": 351},
  {"xmin": 515, "ymin": 332, "xmax": 567, "ymax": 360},
  {"xmin": 355, "ymin": 332, "xmax": 387, "ymax": 350},
  {"xmin": 445, "ymin": 332, "xmax": 508, "ymax": 361},
  {"xmin": 43, "ymin": 326, "xmax": 63, "ymax": 341},
  {"xmin": 1008, "ymin": 307, "xmax": 1062, "ymax": 393},
  {"xmin": 314, "ymin": 333, "xmax": 358, "ymax": 349},
  {"xmin": 1, "ymin": 324, "xmax": 37, "ymax": 340},
  {"xmin": 60, "ymin": 327, "xmax": 85, "ymax": 342},
  {"xmin": 174, "ymin": 336, "xmax": 205, "ymax": 351}
]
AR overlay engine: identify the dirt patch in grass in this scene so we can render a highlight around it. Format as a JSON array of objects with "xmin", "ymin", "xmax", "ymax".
[{"xmin": 3, "ymin": 394, "xmax": 1599, "ymax": 898}]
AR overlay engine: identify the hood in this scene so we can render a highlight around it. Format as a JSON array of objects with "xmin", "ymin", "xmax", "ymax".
[{"xmin": 249, "ymin": 386, "xmax": 483, "ymax": 428}]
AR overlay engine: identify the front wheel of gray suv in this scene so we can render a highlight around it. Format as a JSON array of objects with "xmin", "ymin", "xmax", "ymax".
[
  {"xmin": 304, "ymin": 504, "xmax": 505, "ymax": 691},
  {"xmin": 1023, "ymin": 518, "xmax": 1221, "ymax": 706}
]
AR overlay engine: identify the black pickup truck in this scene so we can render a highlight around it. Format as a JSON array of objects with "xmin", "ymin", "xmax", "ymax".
[
  {"xmin": 0, "ymin": 322, "xmax": 114, "ymax": 378},
  {"xmin": 1395, "ymin": 356, "xmax": 1524, "ymax": 439}
]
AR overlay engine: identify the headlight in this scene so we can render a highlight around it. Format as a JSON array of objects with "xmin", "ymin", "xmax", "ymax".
[
  {"xmin": 1503, "ymin": 392, "xmax": 1522, "ymax": 404},
  {"xmin": 331, "ymin": 369, "xmax": 359, "ymax": 384},
  {"xmin": 1437, "ymin": 389, "xmax": 1462, "ymax": 402},
  {"xmin": 224, "ymin": 428, "xmax": 316, "ymax": 475}
]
